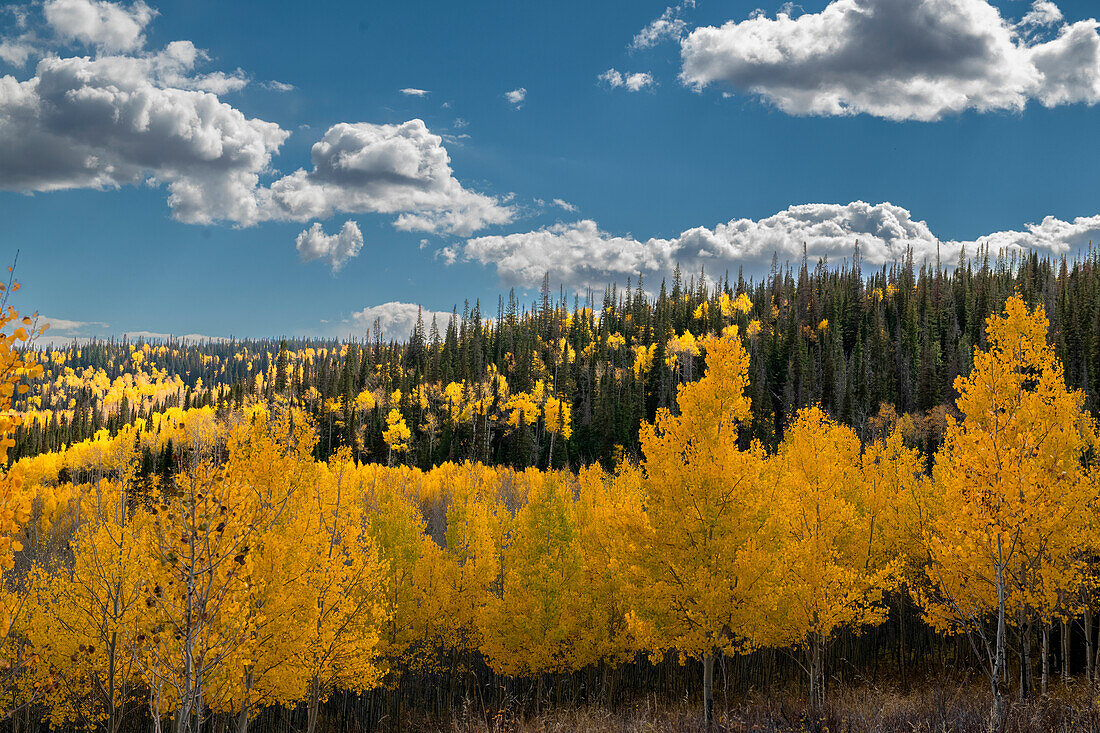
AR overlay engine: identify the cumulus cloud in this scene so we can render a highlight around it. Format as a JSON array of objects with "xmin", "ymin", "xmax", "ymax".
[
  {"xmin": 680, "ymin": 0, "xmax": 1100, "ymax": 121},
  {"xmin": 599, "ymin": 68, "xmax": 656, "ymax": 91},
  {"xmin": 552, "ymin": 198, "xmax": 577, "ymax": 212},
  {"xmin": 457, "ymin": 202, "xmax": 1100, "ymax": 290},
  {"xmin": 632, "ymin": 1, "xmax": 695, "ymax": 50},
  {"xmin": 44, "ymin": 0, "xmax": 155, "ymax": 53},
  {"xmin": 505, "ymin": 87, "xmax": 526, "ymax": 108},
  {"xmin": 0, "ymin": 3, "xmax": 512, "ymax": 237},
  {"xmin": 267, "ymin": 120, "xmax": 514, "ymax": 236},
  {"xmin": 296, "ymin": 221, "xmax": 363, "ymax": 272},
  {"xmin": 346, "ymin": 302, "xmax": 454, "ymax": 341},
  {"xmin": 0, "ymin": 50, "xmax": 286, "ymax": 224},
  {"xmin": 400, "ymin": 87, "xmax": 429, "ymax": 96}
]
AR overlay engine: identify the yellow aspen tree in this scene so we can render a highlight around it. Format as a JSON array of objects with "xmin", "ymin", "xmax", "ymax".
[
  {"xmin": 443, "ymin": 464, "xmax": 511, "ymax": 653},
  {"xmin": 574, "ymin": 463, "xmax": 646, "ymax": 668},
  {"xmin": 0, "ymin": 278, "xmax": 48, "ymax": 718},
  {"xmin": 767, "ymin": 406, "xmax": 897, "ymax": 713},
  {"xmin": 23, "ymin": 476, "xmax": 148, "ymax": 733},
  {"xmin": 628, "ymin": 329, "xmax": 774, "ymax": 728},
  {"xmin": 478, "ymin": 475, "xmax": 592, "ymax": 678},
  {"xmin": 383, "ymin": 409, "xmax": 411, "ymax": 466},
  {"xmin": 915, "ymin": 294, "xmax": 1095, "ymax": 727},
  {"xmin": 136, "ymin": 411, "xmax": 305, "ymax": 733},
  {"xmin": 291, "ymin": 453, "xmax": 387, "ymax": 733}
]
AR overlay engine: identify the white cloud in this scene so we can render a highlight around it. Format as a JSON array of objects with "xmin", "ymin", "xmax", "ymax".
[
  {"xmin": 1019, "ymin": 0, "xmax": 1063, "ymax": 32},
  {"xmin": 599, "ymin": 68, "xmax": 656, "ymax": 91},
  {"xmin": 632, "ymin": 1, "xmax": 695, "ymax": 50},
  {"xmin": 552, "ymin": 198, "xmax": 577, "ymax": 212},
  {"xmin": 44, "ymin": 0, "xmax": 155, "ymax": 53},
  {"xmin": 400, "ymin": 87, "xmax": 429, "ymax": 96},
  {"xmin": 0, "ymin": 51, "xmax": 286, "ymax": 225},
  {"xmin": 34, "ymin": 316, "xmax": 226, "ymax": 345},
  {"xmin": 266, "ymin": 120, "xmax": 514, "ymax": 235},
  {"xmin": 262, "ymin": 79, "xmax": 294, "ymax": 92},
  {"xmin": 505, "ymin": 87, "xmax": 526, "ymax": 108},
  {"xmin": 0, "ymin": 36, "xmax": 38, "ymax": 66},
  {"xmin": 680, "ymin": 0, "xmax": 1100, "ymax": 121},
  {"xmin": 345, "ymin": 302, "xmax": 453, "ymax": 341},
  {"xmin": 457, "ymin": 202, "xmax": 1100, "ymax": 290},
  {"xmin": 0, "ymin": 5, "xmax": 512, "ymax": 237},
  {"xmin": 296, "ymin": 220, "xmax": 363, "ymax": 272}
]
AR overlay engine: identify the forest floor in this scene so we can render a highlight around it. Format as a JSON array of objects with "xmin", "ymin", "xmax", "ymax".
[{"xmin": 436, "ymin": 681, "xmax": 1100, "ymax": 732}]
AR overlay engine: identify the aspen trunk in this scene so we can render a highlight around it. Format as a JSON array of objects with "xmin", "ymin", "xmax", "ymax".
[
  {"xmin": 808, "ymin": 635, "xmax": 825, "ymax": 715},
  {"xmin": 1041, "ymin": 623, "xmax": 1050, "ymax": 697},
  {"xmin": 236, "ymin": 668, "xmax": 254, "ymax": 733},
  {"xmin": 307, "ymin": 677, "xmax": 322, "ymax": 733},
  {"xmin": 703, "ymin": 653, "xmax": 715, "ymax": 729},
  {"xmin": 1019, "ymin": 610, "xmax": 1031, "ymax": 700},
  {"xmin": 1062, "ymin": 618, "xmax": 1071, "ymax": 684},
  {"xmin": 990, "ymin": 535, "xmax": 1007, "ymax": 732},
  {"xmin": 1086, "ymin": 606, "xmax": 1094, "ymax": 683}
]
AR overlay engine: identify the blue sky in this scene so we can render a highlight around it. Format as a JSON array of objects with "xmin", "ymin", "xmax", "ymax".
[{"xmin": 3, "ymin": 0, "xmax": 1100, "ymax": 341}]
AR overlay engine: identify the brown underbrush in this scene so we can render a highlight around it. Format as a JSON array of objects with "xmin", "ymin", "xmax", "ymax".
[{"xmin": 439, "ymin": 681, "xmax": 1100, "ymax": 733}]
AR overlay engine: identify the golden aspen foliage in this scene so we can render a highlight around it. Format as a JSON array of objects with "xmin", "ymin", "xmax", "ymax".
[
  {"xmin": 289, "ymin": 452, "xmax": 387, "ymax": 733},
  {"xmin": 478, "ymin": 475, "xmax": 595, "ymax": 675},
  {"xmin": 22, "ymin": 477, "xmax": 150, "ymax": 732},
  {"xmin": 766, "ymin": 406, "xmax": 898, "ymax": 708},
  {"xmin": 913, "ymin": 294, "xmax": 1096, "ymax": 722},
  {"xmin": 383, "ymin": 408, "xmax": 411, "ymax": 458},
  {"xmin": 628, "ymin": 329, "xmax": 773, "ymax": 661}
]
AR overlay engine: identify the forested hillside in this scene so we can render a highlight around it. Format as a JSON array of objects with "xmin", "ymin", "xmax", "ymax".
[{"xmin": 14, "ymin": 246, "xmax": 1100, "ymax": 475}]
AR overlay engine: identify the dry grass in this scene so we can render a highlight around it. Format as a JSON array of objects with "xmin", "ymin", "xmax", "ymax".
[{"xmin": 434, "ymin": 681, "xmax": 1100, "ymax": 733}]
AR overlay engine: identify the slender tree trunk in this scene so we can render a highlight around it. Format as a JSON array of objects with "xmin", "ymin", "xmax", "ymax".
[
  {"xmin": 991, "ymin": 535, "xmax": 1007, "ymax": 731},
  {"xmin": 1086, "ymin": 606, "xmax": 1094, "ymax": 683},
  {"xmin": 307, "ymin": 677, "xmax": 322, "ymax": 733},
  {"xmin": 236, "ymin": 668, "xmax": 254, "ymax": 733},
  {"xmin": 703, "ymin": 653, "xmax": 715, "ymax": 729},
  {"xmin": 1062, "ymin": 618, "xmax": 1071, "ymax": 684},
  {"xmin": 1019, "ymin": 610, "xmax": 1031, "ymax": 700},
  {"xmin": 1042, "ymin": 622, "xmax": 1050, "ymax": 697},
  {"xmin": 808, "ymin": 634, "xmax": 825, "ymax": 716}
]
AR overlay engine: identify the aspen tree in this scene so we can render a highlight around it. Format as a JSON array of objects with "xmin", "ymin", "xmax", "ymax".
[
  {"xmin": 915, "ymin": 295, "xmax": 1095, "ymax": 728},
  {"xmin": 628, "ymin": 329, "xmax": 773, "ymax": 728},
  {"xmin": 768, "ymin": 406, "xmax": 897, "ymax": 712}
]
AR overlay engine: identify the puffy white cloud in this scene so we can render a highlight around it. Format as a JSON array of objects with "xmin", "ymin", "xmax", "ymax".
[
  {"xmin": 631, "ymin": 1, "xmax": 695, "ymax": 50},
  {"xmin": 296, "ymin": 220, "xmax": 363, "ymax": 272},
  {"xmin": 0, "ymin": 52, "xmax": 287, "ymax": 225},
  {"xmin": 0, "ymin": 5, "xmax": 511, "ymax": 237},
  {"xmin": 552, "ymin": 198, "xmax": 577, "ymax": 212},
  {"xmin": 680, "ymin": 0, "xmax": 1100, "ymax": 121},
  {"xmin": 44, "ymin": 0, "xmax": 155, "ymax": 53},
  {"xmin": 505, "ymin": 87, "xmax": 526, "ymax": 108},
  {"xmin": 266, "ymin": 120, "xmax": 514, "ymax": 235},
  {"xmin": 457, "ymin": 202, "xmax": 1100, "ymax": 290},
  {"xmin": 346, "ymin": 301, "xmax": 454, "ymax": 341},
  {"xmin": 400, "ymin": 87, "xmax": 429, "ymax": 96},
  {"xmin": 599, "ymin": 68, "xmax": 655, "ymax": 91}
]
